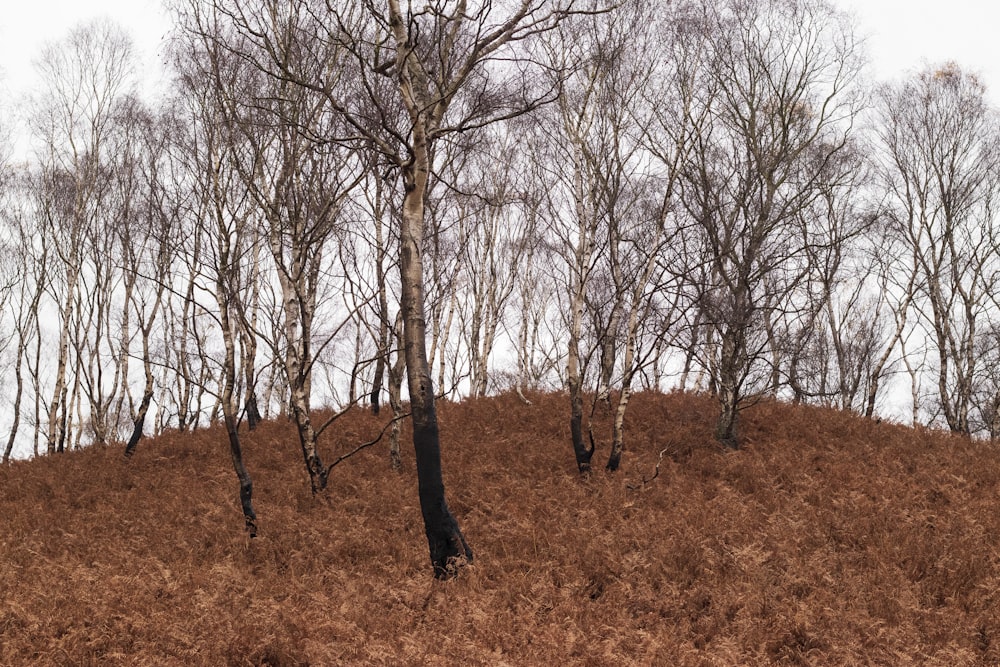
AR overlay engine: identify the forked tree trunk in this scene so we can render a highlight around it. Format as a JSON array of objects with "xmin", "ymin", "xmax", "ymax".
[
  {"xmin": 565, "ymin": 148, "xmax": 597, "ymax": 473},
  {"xmin": 274, "ymin": 244, "xmax": 327, "ymax": 493},
  {"xmin": 48, "ymin": 263, "xmax": 80, "ymax": 454},
  {"xmin": 607, "ymin": 303, "xmax": 644, "ymax": 471}
]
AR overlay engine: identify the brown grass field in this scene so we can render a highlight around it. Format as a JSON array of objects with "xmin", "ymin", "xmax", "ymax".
[{"xmin": 3, "ymin": 391, "xmax": 1000, "ymax": 665}]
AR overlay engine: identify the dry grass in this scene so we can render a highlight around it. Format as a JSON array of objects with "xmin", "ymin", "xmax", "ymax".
[{"xmin": 3, "ymin": 391, "xmax": 1000, "ymax": 665}]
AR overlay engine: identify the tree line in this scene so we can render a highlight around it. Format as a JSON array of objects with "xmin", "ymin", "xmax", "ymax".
[{"xmin": 1, "ymin": 0, "xmax": 999, "ymax": 576}]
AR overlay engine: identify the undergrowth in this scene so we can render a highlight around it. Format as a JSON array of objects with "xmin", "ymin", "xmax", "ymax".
[{"xmin": 2, "ymin": 391, "xmax": 1000, "ymax": 665}]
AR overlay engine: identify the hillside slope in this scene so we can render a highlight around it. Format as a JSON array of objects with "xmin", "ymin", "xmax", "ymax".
[{"xmin": 2, "ymin": 392, "xmax": 1000, "ymax": 665}]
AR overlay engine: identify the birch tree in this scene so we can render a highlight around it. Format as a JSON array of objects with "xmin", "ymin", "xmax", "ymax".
[
  {"xmin": 876, "ymin": 63, "xmax": 1000, "ymax": 434},
  {"xmin": 176, "ymin": 2, "xmax": 367, "ymax": 492},
  {"xmin": 168, "ymin": 34, "xmax": 262, "ymax": 535},
  {"xmin": 120, "ymin": 105, "xmax": 177, "ymax": 456},
  {"xmin": 679, "ymin": 0, "xmax": 863, "ymax": 448},
  {"xmin": 214, "ymin": 0, "xmax": 595, "ymax": 576},
  {"xmin": 31, "ymin": 20, "xmax": 137, "ymax": 453}
]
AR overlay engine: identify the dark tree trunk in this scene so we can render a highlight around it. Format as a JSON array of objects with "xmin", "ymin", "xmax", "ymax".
[
  {"xmin": 715, "ymin": 393, "xmax": 740, "ymax": 450},
  {"xmin": 606, "ymin": 446, "xmax": 622, "ymax": 472},
  {"xmin": 399, "ymin": 152, "xmax": 471, "ymax": 578},
  {"xmin": 412, "ymin": 398, "xmax": 472, "ymax": 577},
  {"xmin": 124, "ymin": 420, "xmax": 144, "ymax": 458},
  {"xmin": 569, "ymin": 379, "xmax": 594, "ymax": 473},
  {"xmin": 245, "ymin": 393, "xmax": 262, "ymax": 431},
  {"xmin": 56, "ymin": 400, "xmax": 68, "ymax": 454},
  {"xmin": 371, "ymin": 355, "xmax": 385, "ymax": 416},
  {"xmin": 225, "ymin": 415, "xmax": 257, "ymax": 537},
  {"xmin": 123, "ymin": 390, "xmax": 154, "ymax": 458}
]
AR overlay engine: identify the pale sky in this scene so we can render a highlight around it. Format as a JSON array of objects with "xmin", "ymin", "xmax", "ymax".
[
  {"xmin": 837, "ymin": 0, "xmax": 1000, "ymax": 94},
  {"xmin": 0, "ymin": 1, "xmax": 998, "ymax": 106},
  {"xmin": 0, "ymin": 0, "xmax": 170, "ymax": 100}
]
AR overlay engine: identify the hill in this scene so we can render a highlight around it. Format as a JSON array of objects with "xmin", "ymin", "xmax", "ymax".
[{"xmin": 2, "ymin": 391, "xmax": 1000, "ymax": 665}]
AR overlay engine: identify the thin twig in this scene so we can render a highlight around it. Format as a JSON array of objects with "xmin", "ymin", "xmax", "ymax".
[
  {"xmin": 324, "ymin": 411, "xmax": 411, "ymax": 475},
  {"xmin": 627, "ymin": 445, "xmax": 673, "ymax": 491}
]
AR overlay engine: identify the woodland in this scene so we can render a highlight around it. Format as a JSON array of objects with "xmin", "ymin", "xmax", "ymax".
[
  {"xmin": 4, "ymin": 392, "xmax": 1000, "ymax": 664},
  {"xmin": 2, "ymin": 0, "xmax": 1000, "ymax": 584}
]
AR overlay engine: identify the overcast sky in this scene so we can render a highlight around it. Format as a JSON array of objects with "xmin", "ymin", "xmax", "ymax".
[
  {"xmin": 836, "ymin": 0, "xmax": 1000, "ymax": 93},
  {"xmin": 1, "ymin": 1, "xmax": 999, "ymax": 106},
  {"xmin": 0, "ymin": 0, "xmax": 169, "ymax": 100}
]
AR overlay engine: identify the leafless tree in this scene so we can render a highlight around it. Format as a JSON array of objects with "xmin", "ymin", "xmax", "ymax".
[
  {"xmin": 678, "ymin": 0, "xmax": 863, "ymax": 448},
  {"xmin": 599, "ymin": 0, "xmax": 706, "ymax": 470},
  {"xmin": 369, "ymin": 0, "xmax": 587, "ymax": 576},
  {"xmin": 776, "ymin": 146, "xmax": 885, "ymax": 412},
  {"xmin": 0, "ymin": 158, "xmax": 20, "ymax": 462},
  {"xmin": 1, "ymin": 169, "xmax": 47, "ymax": 462},
  {"xmin": 875, "ymin": 63, "xmax": 1000, "ymax": 434},
  {"xmin": 205, "ymin": 0, "xmax": 599, "ymax": 576},
  {"xmin": 167, "ymin": 33, "xmax": 263, "ymax": 535},
  {"xmin": 119, "ymin": 104, "xmax": 178, "ymax": 456},
  {"xmin": 30, "ymin": 20, "xmax": 137, "ymax": 454},
  {"xmin": 174, "ymin": 2, "xmax": 368, "ymax": 492},
  {"xmin": 533, "ymin": 8, "xmax": 625, "ymax": 473},
  {"xmin": 437, "ymin": 128, "xmax": 528, "ymax": 398}
]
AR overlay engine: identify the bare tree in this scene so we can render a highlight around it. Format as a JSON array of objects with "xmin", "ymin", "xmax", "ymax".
[
  {"xmin": 30, "ymin": 20, "xmax": 137, "ymax": 454},
  {"xmin": 2, "ymin": 170, "xmax": 48, "ymax": 462},
  {"xmin": 875, "ymin": 63, "xmax": 1000, "ymax": 434},
  {"xmin": 0, "ymin": 157, "xmax": 20, "ymax": 461},
  {"xmin": 372, "ymin": 0, "xmax": 575, "ymax": 575},
  {"xmin": 534, "ymin": 9, "xmax": 624, "ymax": 473},
  {"xmin": 600, "ymin": 1, "xmax": 705, "ymax": 471},
  {"xmin": 678, "ymin": 0, "xmax": 863, "ymax": 448},
  {"xmin": 776, "ymin": 146, "xmax": 884, "ymax": 412},
  {"xmin": 972, "ymin": 322, "xmax": 1000, "ymax": 439},
  {"xmin": 120, "ymin": 104, "xmax": 177, "ymax": 456},
  {"xmin": 507, "ymin": 165, "xmax": 563, "ymax": 397},
  {"xmin": 175, "ymin": 3, "xmax": 368, "ymax": 492},
  {"xmin": 194, "ymin": 0, "xmax": 599, "ymax": 576},
  {"xmin": 446, "ymin": 129, "xmax": 528, "ymax": 398},
  {"xmin": 167, "ymin": 34, "xmax": 263, "ymax": 535}
]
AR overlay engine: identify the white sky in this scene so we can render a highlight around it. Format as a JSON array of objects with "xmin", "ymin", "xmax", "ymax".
[
  {"xmin": 837, "ymin": 0, "xmax": 1000, "ymax": 94},
  {"xmin": 0, "ymin": 0, "xmax": 170, "ymax": 101},
  {"xmin": 0, "ymin": 1, "xmax": 998, "ymax": 107},
  {"xmin": 0, "ymin": 1, "xmax": 994, "ymax": 428}
]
